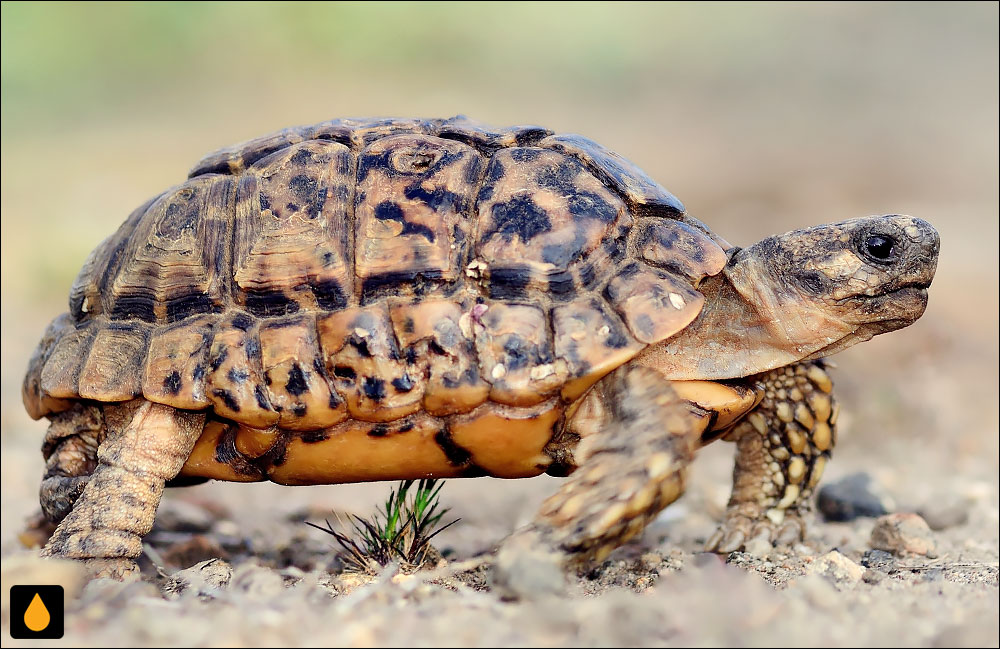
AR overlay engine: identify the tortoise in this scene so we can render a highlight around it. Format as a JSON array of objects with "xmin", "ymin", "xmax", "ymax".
[{"xmin": 22, "ymin": 116, "xmax": 939, "ymax": 587}]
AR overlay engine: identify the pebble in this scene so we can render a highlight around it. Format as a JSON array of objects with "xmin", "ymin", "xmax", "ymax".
[
  {"xmin": 806, "ymin": 550, "xmax": 865, "ymax": 583},
  {"xmin": 162, "ymin": 558, "xmax": 233, "ymax": 600},
  {"xmin": 817, "ymin": 472, "xmax": 895, "ymax": 522},
  {"xmin": 870, "ymin": 513, "xmax": 937, "ymax": 557},
  {"xmin": 916, "ymin": 496, "xmax": 970, "ymax": 531},
  {"xmin": 229, "ymin": 562, "xmax": 287, "ymax": 600},
  {"xmin": 861, "ymin": 569, "xmax": 884, "ymax": 584},
  {"xmin": 860, "ymin": 549, "xmax": 897, "ymax": 573}
]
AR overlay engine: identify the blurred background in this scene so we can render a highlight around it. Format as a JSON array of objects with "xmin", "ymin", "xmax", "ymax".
[{"xmin": 2, "ymin": 2, "xmax": 997, "ymax": 559}]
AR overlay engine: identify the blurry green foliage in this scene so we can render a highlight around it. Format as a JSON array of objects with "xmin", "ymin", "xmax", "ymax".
[{"xmin": 3, "ymin": 2, "xmax": 996, "ymax": 126}]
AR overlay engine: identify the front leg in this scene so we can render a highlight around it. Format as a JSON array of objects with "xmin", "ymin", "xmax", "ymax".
[
  {"xmin": 494, "ymin": 364, "xmax": 703, "ymax": 596},
  {"xmin": 706, "ymin": 360, "xmax": 838, "ymax": 553}
]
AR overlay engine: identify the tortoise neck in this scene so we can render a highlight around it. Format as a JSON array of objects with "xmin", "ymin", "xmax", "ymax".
[{"xmin": 633, "ymin": 246, "xmax": 851, "ymax": 380}]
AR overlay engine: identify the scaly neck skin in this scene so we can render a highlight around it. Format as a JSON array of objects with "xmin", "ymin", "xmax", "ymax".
[{"xmin": 634, "ymin": 250, "xmax": 853, "ymax": 381}]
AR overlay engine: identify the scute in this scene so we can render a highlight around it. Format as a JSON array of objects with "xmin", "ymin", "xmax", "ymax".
[
  {"xmin": 605, "ymin": 262, "xmax": 705, "ymax": 344},
  {"xmin": 232, "ymin": 140, "xmax": 354, "ymax": 315},
  {"xmin": 433, "ymin": 115, "xmax": 553, "ymax": 151},
  {"xmin": 553, "ymin": 298, "xmax": 645, "ymax": 400},
  {"xmin": 259, "ymin": 314, "xmax": 346, "ymax": 430},
  {"xmin": 354, "ymin": 134, "xmax": 482, "ymax": 300},
  {"xmin": 312, "ymin": 117, "xmax": 432, "ymax": 149},
  {"xmin": 473, "ymin": 147, "xmax": 630, "ymax": 299},
  {"xmin": 206, "ymin": 313, "xmax": 279, "ymax": 428},
  {"xmin": 39, "ymin": 321, "xmax": 97, "ymax": 401},
  {"xmin": 78, "ymin": 322, "xmax": 150, "ymax": 401},
  {"xmin": 317, "ymin": 305, "xmax": 424, "ymax": 422},
  {"xmin": 190, "ymin": 126, "xmax": 313, "ymax": 177},
  {"xmin": 389, "ymin": 299, "xmax": 489, "ymax": 416},
  {"xmin": 540, "ymin": 134, "xmax": 685, "ymax": 217},
  {"xmin": 69, "ymin": 196, "xmax": 157, "ymax": 323},
  {"xmin": 473, "ymin": 302, "xmax": 566, "ymax": 406},
  {"xmin": 23, "ymin": 313, "xmax": 75, "ymax": 419},
  {"xmin": 142, "ymin": 314, "xmax": 216, "ymax": 409},
  {"xmin": 107, "ymin": 175, "xmax": 233, "ymax": 324},
  {"xmin": 637, "ymin": 219, "xmax": 728, "ymax": 283}
]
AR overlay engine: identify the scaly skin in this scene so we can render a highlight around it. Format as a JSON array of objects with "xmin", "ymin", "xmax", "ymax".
[
  {"xmin": 706, "ymin": 360, "xmax": 838, "ymax": 553},
  {"xmin": 494, "ymin": 365, "xmax": 701, "ymax": 596},
  {"xmin": 38, "ymin": 403, "xmax": 102, "ymax": 523},
  {"xmin": 40, "ymin": 401, "xmax": 205, "ymax": 579}
]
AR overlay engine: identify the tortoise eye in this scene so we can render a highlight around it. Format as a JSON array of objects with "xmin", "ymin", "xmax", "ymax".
[{"xmin": 863, "ymin": 234, "xmax": 896, "ymax": 261}]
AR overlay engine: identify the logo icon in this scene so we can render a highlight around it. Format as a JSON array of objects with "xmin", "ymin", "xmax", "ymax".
[{"xmin": 9, "ymin": 585, "xmax": 64, "ymax": 639}]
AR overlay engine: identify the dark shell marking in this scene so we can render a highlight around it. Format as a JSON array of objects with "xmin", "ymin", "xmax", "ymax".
[{"xmin": 23, "ymin": 117, "xmax": 728, "ymax": 459}]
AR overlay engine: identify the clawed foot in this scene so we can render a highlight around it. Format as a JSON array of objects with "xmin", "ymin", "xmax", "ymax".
[
  {"xmin": 492, "ymin": 527, "xmax": 569, "ymax": 600},
  {"xmin": 705, "ymin": 509, "xmax": 806, "ymax": 555}
]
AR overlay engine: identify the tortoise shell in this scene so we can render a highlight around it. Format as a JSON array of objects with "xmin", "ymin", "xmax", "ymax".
[{"xmin": 22, "ymin": 116, "xmax": 728, "ymax": 484}]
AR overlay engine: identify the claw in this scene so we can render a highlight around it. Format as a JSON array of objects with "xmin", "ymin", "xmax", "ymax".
[
  {"xmin": 704, "ymin": 529, "xmax": 724, "ymax": 552},
  {"xmin": 716, "ymin": 529, "xmax": 746, "ymax": 554},
  {"xmin": 775, "ymin": 518, "xmax": 804, "ymax": 546}
]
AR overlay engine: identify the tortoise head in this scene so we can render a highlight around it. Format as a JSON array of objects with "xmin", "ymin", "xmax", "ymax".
[
  {"xmin": 726, "ymin": 214, "xmax": 940, "ymax": 362},
  {"xmin": 641, "ymin": 214, "xmax": 939, "ymax": 380}
]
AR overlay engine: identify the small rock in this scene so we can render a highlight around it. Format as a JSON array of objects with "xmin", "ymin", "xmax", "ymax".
[
  {"xmin": 861, "ymin": 569, "xmax": 884, "ymax": 584},
  {"xmin": 920, "ymin": 567, "xmax": 944, "ymax": 582},
  {"xmin": 817, "ymin": 472, "xmax": 895, "ymax": 522},
  {"xmin": 860, "ymin": 549, "xmax": 897, "ymax": 573},
  {"xmin": 229, "ymin": 562, "xmax": 286, "ymax": 600},
  {"xmin": 870, "ymin": 513, "xmax": 937, "ymax": 557},
  {"xmin": 639, "ymin": 552, "xmax": 664, "ymax": 568},
  {"xmin": 917, "ymin": 497, "xmax": 970, "ymax": 531},
  {"xmin": 806, "ymin": 550, "xmax": 865, "ymax": 583},
  {"xmin": 161, "ymin": 558, "xmax": 233, "ymax": 600}
]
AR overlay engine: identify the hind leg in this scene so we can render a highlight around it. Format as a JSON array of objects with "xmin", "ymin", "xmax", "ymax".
[
  {"xmin": 19, "ymin": 403, "xmax": 102, "ymax": 549},
  {"xmin": 494, "ymin": 365, "xmax": 703, "ymax": 596},
  {"xmin": 40, "ymin": 400, "xmax": 205, "ymax": 579},
  {"xmin": 38, "ymin": 403, "xmax": 103, "ymax": 525},
  {"xmin": 706, "ymin": 361, "xmax": 837, "ymax": 553}
]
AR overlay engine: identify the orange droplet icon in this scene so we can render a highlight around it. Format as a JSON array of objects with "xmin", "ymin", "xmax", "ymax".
[{"xmin": 24, "ymin": 592, "xmax": 51, "ymax": 632}]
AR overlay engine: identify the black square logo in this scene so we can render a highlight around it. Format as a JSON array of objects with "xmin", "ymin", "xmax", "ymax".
[{"xmin": 9, "ymin": 585, "xmax": 64, "ymax": 639}]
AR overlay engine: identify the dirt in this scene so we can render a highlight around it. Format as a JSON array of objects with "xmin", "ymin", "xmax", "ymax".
[{"xmin": 1, "ymin": 466, "xmax": 997, "ymax": 648}]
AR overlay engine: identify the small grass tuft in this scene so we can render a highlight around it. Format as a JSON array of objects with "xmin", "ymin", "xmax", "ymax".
[{"xmin": 307, "ymin": 479, "xmax": 458, "ymax": 574}]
